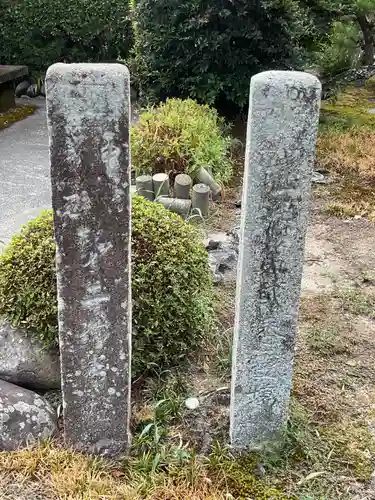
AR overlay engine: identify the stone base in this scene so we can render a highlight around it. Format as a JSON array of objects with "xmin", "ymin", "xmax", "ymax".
[
  {"xmin": 0, "ymin": 82, "xmax": 15, "ymax": 112},
  {"xmin": 0, "ymin": 379, "xmax": 57, "ymax": 451}
]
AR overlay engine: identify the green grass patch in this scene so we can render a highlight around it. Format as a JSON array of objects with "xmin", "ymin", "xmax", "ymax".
[
  {"xmin": 335, "ymin": 287, "xmax": 375, "ymax": 319},
  {"xmin": 304, "ymin": 325, "xmax": 351, "ymax": 356},
  {"xmin": 0, "ymin": 105, "xmax": 36, "ymax": 130}
]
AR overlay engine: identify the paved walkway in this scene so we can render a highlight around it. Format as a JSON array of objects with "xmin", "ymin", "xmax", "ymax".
[{"xmin": 0, "ymin": 98, "xmax": 51, "ymax": 249}]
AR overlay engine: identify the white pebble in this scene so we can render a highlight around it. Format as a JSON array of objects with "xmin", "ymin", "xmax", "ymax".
[{"xmin": 185, "ymin": 397, "xmax": 200, "ymax": 410}]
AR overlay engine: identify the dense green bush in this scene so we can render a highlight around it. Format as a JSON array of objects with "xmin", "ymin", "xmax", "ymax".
[
  {"xmin": 0, "ymin": 212, "xmax": 57, "ymax": 346},
  {"xmin": 0, "ymin": 0, "xmax": 133, "ymax": 72},
  {"xmin": 0, "ymin": 198, "xmax": 213, "ymax": 375},
  {"xmin": 132, "ymin": 98, "xmax": 233, "ymax": 183},
  {"xmin": 134, "ymin": 0, "xmax": 304, "ymax": 112},
  {"xmin": 131, "ymin": 196, "xmax": 213, "ymax": 373},
  {"xmin": 316, "ymin": 22, "xmax": 361, "ymax": 77}
]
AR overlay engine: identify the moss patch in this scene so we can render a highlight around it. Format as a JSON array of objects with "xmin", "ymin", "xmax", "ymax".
[
  {"xmin": 0, "ymin": 105, "xmax": 36, "ymax": 130},
  {"xmin": 210, "ymin": 454, "xmax": 292, "ymax": 500},
  {"xmin": 320, "ymin": 77, "xmax": 375, "ymax": 131}
]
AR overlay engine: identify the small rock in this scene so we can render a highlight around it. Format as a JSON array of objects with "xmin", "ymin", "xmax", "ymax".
[
  {"xmin": 185, "ymin": 397, "xmax": 200, "ymax": 410},
  {"xmin": 0, "ymin": 380, "xmax": 57, "ymax": 451},
  {"xmin": 205, "ymin": 230, "xmax": 239, "ymax": 284},
  {"xmin": 229, "ymin": 226, "xmax": 241, "ymax": 245},
  {"xmin": 312, "ymin": 171, "xmax": 328, "ymax": 184},
  {"xmin": 206, "ymin": 239, "xmax": 221, "ymax": 251},
  {"xmin": 346, "ymin": 359, "xmax": 358, "ymax": 367},
  {"xmin": 205, "ymin": 232, "xmax": 231, "ymax": 246},
  {"xmin": 254, "ymin": 462, "xmax": 266, "ymax": 477},
  {"xmin": 0, "ymin": 318, "xmax": 60, "ymax": 390},
  {"xmin": 26, "ymin": 84, "xmax": 38, "ymax": 98},
  {"xmin": 212, "ymin": 272, "xmax": 224, "ymax": 285},
  {"xmin": 209, "ymin": 246, "xmax": 237, "ymax": 273},
  {"xmin": 14, "ymin": 80, "xmax": 30, "ymax": 98},
  {"xmin": 234, "ymin": 199, "xmax": 242, "ymax": 208},
  {"xmin": 230, "ymin": 138, "xmax": 243, "ymax": 155}
]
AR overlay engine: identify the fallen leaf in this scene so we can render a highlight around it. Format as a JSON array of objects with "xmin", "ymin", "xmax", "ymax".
[
  {"xmin": 111, "ymin": 470, "xmax": 125, "ymax": 478},
  {"xmin": 298, "ymin": 471, "xmax": 327, "ymax": 485}
]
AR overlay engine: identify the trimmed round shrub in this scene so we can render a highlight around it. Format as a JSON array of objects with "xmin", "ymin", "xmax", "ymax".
[
  {"xmin": 0, "ymin": 197, "xmax": 213, "ymax": 375},
  {"xmin": 0, "ymin": 0, "xmax": 133, "ymax": 72},
  {"xmin": 134, "ymin": 0, "xmax": 304, "ymax": 112},
  {"xmin": 0, "ymin": 212, "xmax": 57, "ymax": 346},
  {"xmin": 131, "ymin": 98, "xmax": 233, "ymax": 183}
]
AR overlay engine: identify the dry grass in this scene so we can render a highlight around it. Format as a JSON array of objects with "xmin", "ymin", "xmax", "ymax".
[
  {"xmin": 0, "ymin": 441, "xmax": 289, "ymax": 500},
  {"xmin": 316, "ymin": 80, "xmax": 375, "ymax": 220},
  {"xmin": 317, "ymin": 129, "xmax": 375, "ymax": 182},
  {"xmin": 1, "ymin": 286, "xmax": 375, "ymax": 499},
  {"xmin": 281, "ymin": 289, "xmax": 375, "ymax": 497},
  {"xmin": 0, "ymin": 443, "xmax": 227, "ymax": 500},
  {"xmin": 0, "ymin": 444, "xmax": 134, "ymax": 499}
]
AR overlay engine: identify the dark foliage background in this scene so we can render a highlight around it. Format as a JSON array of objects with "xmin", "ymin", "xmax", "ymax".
[
  {"xmin": 0, "ymin": 0, "xmax": 133, "ymax": 72},
  {"xmin": 134, "ymin": 0, "xmax": 306, "ymax": 113}
]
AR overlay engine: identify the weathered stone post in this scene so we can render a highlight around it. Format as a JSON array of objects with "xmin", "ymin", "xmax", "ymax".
[
  {"xmin": 153, "ymin": 172, "xmax": 170, "ymax": 197},
  {"xmin": 136, "ymin": 174, "xmax": 154, "ymax": 201},
  {"xmin": 46, "ymin": 63, "xmax": 132, "ymax": 456},
  {"xmin": 230, "ymin": 71, "xmax": 321, "ymax": 450},
  {"xmin": 192, "ymin": 183, "xmax": 210, "ymax": 217},
  {"xmin": 174, "ymin": 173, "xmax": 192, "ymax": 199}
]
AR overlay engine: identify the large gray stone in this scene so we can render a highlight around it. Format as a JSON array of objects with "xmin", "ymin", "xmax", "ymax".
[
  {"xmin": 0, "ymin": 379, "xmax": 57, "ymax": 451},
  {"xmin": 0, "ymin": 318, "xmax": 60, "ymax": 390},
  {"xmin": 230, "ymin": 71, "xmax": 321, "ymax": 450},
  {"xmin": 46, "ymin": 63, "xmax": 132, "ymax": 456}
]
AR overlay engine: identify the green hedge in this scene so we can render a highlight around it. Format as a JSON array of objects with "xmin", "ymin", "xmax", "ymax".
[
  {"xmin": 0, "ymin": 0, "xmax": 133, "ymax": 72},
  {"xmin": 0, "ymin": 198, "xmax": 213, "ymax": 376},
  {"xmin": 134, "ymin": 0, "xmax": 304, "ymax": 112}
]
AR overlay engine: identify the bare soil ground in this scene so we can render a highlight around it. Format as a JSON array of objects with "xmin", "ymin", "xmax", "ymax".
[{"xmin": 201, "ymin": 190, "xmax": 375, "ymax": 499}]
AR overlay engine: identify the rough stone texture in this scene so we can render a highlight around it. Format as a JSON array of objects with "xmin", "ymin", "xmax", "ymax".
[
  {"xmin": 0, "ymin": 97, "xmax": 141, "ymax": 252},
  {"xmin": 136, "ymin": 174, "xmax": 154, "ymax": 201},
  {"xmin": 174, "ymin": 173, "xmax": 192, "ymax": 199},
  {"xmin": 230, "ymin": 71, "xmax": 321, "ymax": 450},
  {"xmin": 0, "ymin": 318, "xmax": 60, "ymax": 390},
  {"xmin": 196, "ymin": 166, "xmax": 221, "ymax": 200},
  {"xmin": 205, "ymin": 231, "xmax": 239, "ymax": 285},
  {"xmin": 153, "ymin": 172, "xmax": 169, "ymax": 197},
  {"xmin": 46, "ymin": 63, "xmax": 132, "ymax": 456},
  {"xmin": 0, "ymin": 379, "xmax": 56, "ymax": 451},
  {"xmin": 156, "ymin": 196, "xmax": 191, "ymax": 217},
  {"xmin": 192, "ymin": 183, "xmax": 210, "ymax": 217}
]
